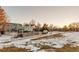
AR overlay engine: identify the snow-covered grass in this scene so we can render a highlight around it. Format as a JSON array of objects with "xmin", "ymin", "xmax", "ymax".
[{"xmin": 0, "ymin": 32, "xmax": 79, "ymax": 52}]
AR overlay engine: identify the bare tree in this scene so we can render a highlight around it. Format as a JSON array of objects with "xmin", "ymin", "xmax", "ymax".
[
  {"xmin": 49, "ymin": 24, "xmax": 53, "ymax": 31},
  {"xmin": 35, "ymin": 22, "xmax": 41, "ymax": 31},
  {"xmin": 68, "ymin": 22, "xmax": 79, "ymax": 31},
  {"xmin": 0, "ymin": 7, "xmax": 8, "ymax": 34},
  {"xmin": 42, "ymin": 23, "xmax": 49, "ymax": 31},
  {"xmin": 29, "ymin": 19, "xmax": 36, "ymax": 25},
  {"xmin": 63, "ymin": 25, "xmax": 68, "ymax": 31}
]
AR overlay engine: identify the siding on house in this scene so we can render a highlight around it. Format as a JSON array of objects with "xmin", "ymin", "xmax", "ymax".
[
  {"xmin": 23, "ymin": 24, "xmax": 33, "ymax": 32},
  {"xmin": 5, "ymin": 23, "xmax": 34, "ymax": 32},
  {"xmin": 6, "ymin": 23, "xmax": 23, "ymax": 32}
]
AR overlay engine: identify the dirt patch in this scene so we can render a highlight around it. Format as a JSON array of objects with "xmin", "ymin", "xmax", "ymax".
[
  {"xmin": 39, "ymin": 45, "xmax": 55, "ymax": 49},
  {"xmin": 0, "ymin": 44, "xmax": 79, "ymax": 52},
  {"xmin": 52, "ymin": 33, "xmax": 64, "ymax": 38},
  {"xmin": 36, "ymin": 44, "xmax": 79, "ymax": 52},
  {"xmin": 37, "ymin": 45, "xmax": 56, "ymax": 52},
  {"xmin": 2, "ymin": 41, "xmax": 11, "ymax": 43},
  {"xmin": 55, "ymin": 44, "xmax": 79, "ymax": 52},
  {"xmin": 0, "ymin": 46, "xmax": 30, "ymax": 52}
]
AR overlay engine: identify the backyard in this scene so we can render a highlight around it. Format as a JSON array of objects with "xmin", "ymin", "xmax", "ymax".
[{"xmin": 0, "ymin": 31, "xmax": 79, "ymax": 52}]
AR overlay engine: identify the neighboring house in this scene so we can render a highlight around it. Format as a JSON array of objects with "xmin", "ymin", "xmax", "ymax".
[
  {"xmin": 23, "ymin": 24, "xmax": 33, "ymax": 32},
  {"xmin": 5, "ymin": 23, "xmax": 35, "ymax": 32},
  {"xmin": 6, "ymin": 23, "xmax": 23, "ymax": 32}
]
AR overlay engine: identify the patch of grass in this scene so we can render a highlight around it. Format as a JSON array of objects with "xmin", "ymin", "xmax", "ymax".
[
  {"xmin": 37, "ymin": 44, "xmax": 79, "ymax": 52},
  {"xmin": 2, "ymin": 41, "xmax": 11, "ymax": 43},
  {"xmin": 0, "ymin": 44, "xmax": 79, "ymax": 52},
  {"xmin": 40, "ymin": 45, "xmax": 54, "ymax": 49},
  {"xmin": 37, "ymin": 45, "xmax": 55, "ymax": 51},
  {"xmin": 33, "ymin": 33, "xmax": 64, "ymax": 40},
  {"xmin": 55, "ymin": 44, "xmax": 79, "ymax": 52},
  {"xmin": 52, "ymin": 33, "xmax": 64, "ymax": 38},
  {"xmin": 0, "ymin": 46, "xmax": 30, "ymax": 52}
]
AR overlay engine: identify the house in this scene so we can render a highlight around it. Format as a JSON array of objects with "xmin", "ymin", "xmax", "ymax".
[
  {"xmin": 5, "ymin": 23, "xmax": 23, "ymax": 32},
  {"xmin": 23, "ymin": 24, "xmax": 33, "ymax": 32},
  {"xmin": 5, "ymin": 23, "xmax": 35, "ymax": 32}
]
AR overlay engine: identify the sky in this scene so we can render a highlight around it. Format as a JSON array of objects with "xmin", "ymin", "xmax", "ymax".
[{"xmin": 2, "ymin": 6, "xmax": 79, "ymax": 27}]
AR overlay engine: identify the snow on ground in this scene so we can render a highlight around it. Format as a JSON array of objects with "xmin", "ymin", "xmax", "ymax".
[{"xmin": 0, "ymin": 32, "xmax": 79, "ymax": 51}]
